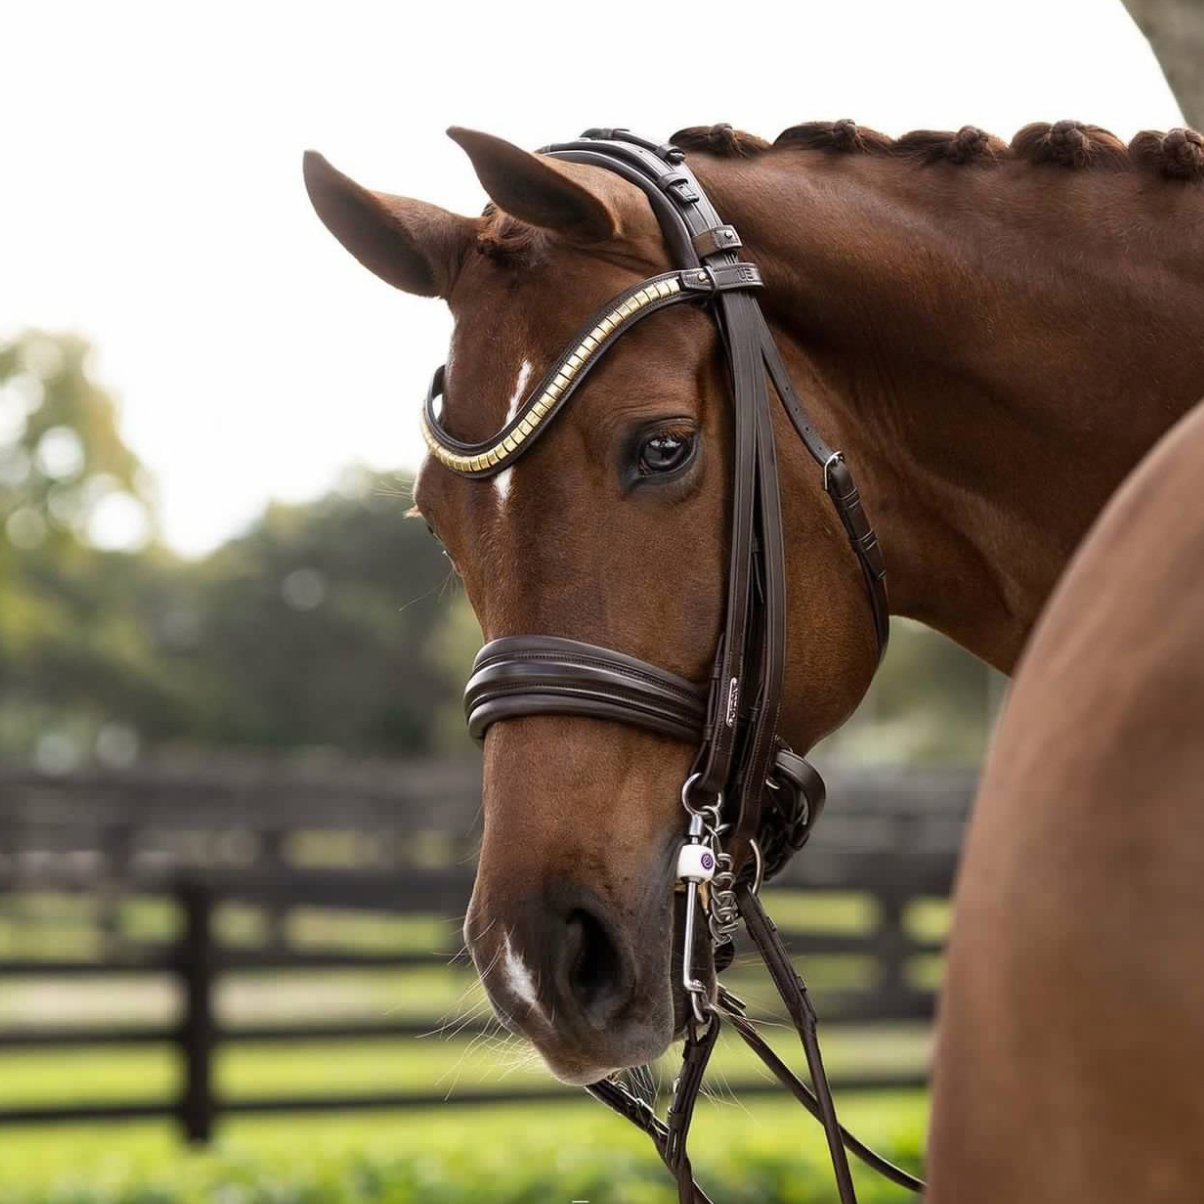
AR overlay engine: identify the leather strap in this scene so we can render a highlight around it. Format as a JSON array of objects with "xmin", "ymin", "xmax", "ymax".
[
  {"xmin": 584, "ymin": 1077, "xmax": 715, "ymax": 1204},
  {"xmin": 583, "ymin": 939, "xmax": 924, "ymax": 1203},
  {"xmin": 758, "ymin": 320, "xmax": 890, "ymax": 658},
  {"xmin": 665, "ymin": 1017, "xmax": 721, "ymax": 1203},
  {"xmin": 722, "ymin": 1005, "xmax": 924, "ymax": 1192},
  {"xmin": 738, "ymin": 882, "xmax": 859, "ymax": 1203},
  {"xmin": 466, "ymin": 635, "xmax": 828, "ymax": 876},
  {"xmin": 465, "ymin": 636, "xmax": 708, "ymax": 744}
]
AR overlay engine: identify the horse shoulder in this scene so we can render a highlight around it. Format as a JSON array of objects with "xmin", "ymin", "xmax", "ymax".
[{"xmin": 928, "ymin": 397, "xmax": 1204, "ymax": 1203}]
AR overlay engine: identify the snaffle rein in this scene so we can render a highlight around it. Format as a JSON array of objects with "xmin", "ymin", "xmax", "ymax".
[{"xmin": 423, "ymin": 129, "xmax": 922, "ymax": 1204}]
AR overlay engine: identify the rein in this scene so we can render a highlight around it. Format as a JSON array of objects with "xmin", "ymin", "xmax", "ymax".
[{"xmin": 423, "ymin": 129, "xmax": 921, "ymax": 1203}]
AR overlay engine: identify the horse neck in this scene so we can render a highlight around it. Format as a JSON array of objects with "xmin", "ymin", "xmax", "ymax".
[{"xmin": 695, "ymin": 149, "xmax": 1204, "ymax": 671}]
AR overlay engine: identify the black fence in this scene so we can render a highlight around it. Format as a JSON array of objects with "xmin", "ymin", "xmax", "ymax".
[{"xmin": 0, "ymin": 760, "xmax": 976, "ymax": 1142}]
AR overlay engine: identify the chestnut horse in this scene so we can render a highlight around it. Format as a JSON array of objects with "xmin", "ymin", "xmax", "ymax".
[
  {"xmin": 304, "ymin": 117, "xmax": 1204, "ymax": 1174},
  {"xmin": 928, "ymin": 397, "xmax": 1204, "ymax": 1202}
]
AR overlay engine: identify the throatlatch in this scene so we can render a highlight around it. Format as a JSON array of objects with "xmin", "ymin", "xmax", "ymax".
[{"xmin": 426, "ymin": 128, "xmax": 918, "ymax": 1204}]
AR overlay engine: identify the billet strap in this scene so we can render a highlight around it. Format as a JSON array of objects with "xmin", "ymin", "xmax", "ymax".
[{"xmin": 758, "ymin": 316, "xmax": 890, "ymax": 661}]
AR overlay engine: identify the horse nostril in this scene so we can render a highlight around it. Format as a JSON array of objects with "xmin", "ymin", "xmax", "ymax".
[{"xmin": 565, "ymin": 907, "xmax": 627, "ymax": 1024}]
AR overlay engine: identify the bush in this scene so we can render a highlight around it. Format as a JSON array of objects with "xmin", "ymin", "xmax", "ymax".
[{"xmin": 0, "ymin": 1112, "xmax": 925, "ymax": 1204}]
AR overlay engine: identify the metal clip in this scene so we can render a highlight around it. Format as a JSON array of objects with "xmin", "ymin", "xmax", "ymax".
[{"xmin": 823, "ymin": 450, "xmax": 845, "ymax": 494}]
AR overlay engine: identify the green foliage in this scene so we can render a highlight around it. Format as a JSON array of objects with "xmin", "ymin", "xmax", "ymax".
[
  {"xmin": 0, "ymin": 1096, "xmax": 927, "ymax": 1204},
  {"xmin": 0, "ymin": 332, "xmax": 464, "ymax": 764},
  {"xmin": 822, "ymin": 619, "xmax": 1005, "ymax": 766},
  {"xmin": 0, "ymin": 332, "xmax": 179, "ymax": 761},
  {"xmin": 0, "ymin": 329, "xmax": 999, "ymax": 767},
  {"xmin": 0, "ymin": 331, "xmax": 150, "ymax": 554},
  {"xmin": 167, "ymin": 480, "xmax": 459, "ymax": 753}
]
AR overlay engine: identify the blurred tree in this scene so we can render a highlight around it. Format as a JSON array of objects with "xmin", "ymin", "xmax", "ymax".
[
  {"xmin": 0, "ymin": 332, "xmax": 467, "ymax": 766},
  {"xmin": 168, "ymin": 470, "xmax": 461, "ymax": 754},
  {"xmin": 0, "ymin": 332, "xmax": 180, "ymax": 767},
  {"xmin": 1121, "ymin": 0, "xmax": 1204, "ymax": 130},
  {"xmin": 0, "ymin": 331, "xmax": 153, "ymax": 554},
  {"xmin": 821, "ymin": 619, "xmax": 1003, "ymax": 767}
]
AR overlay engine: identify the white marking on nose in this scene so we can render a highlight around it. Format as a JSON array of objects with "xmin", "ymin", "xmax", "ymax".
[
  {"xmin": 494, "ymin": 359, "xmax": 533, "ymax": 508},
  {"xmin": 502, "ymin": 931, "xmax": 544, "ymax": 1020}
]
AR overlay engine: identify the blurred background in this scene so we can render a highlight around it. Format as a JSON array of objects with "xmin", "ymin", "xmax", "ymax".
[{"xmin": 1, "ymin": 1, "xmax": 1196, "ymax": 1201}]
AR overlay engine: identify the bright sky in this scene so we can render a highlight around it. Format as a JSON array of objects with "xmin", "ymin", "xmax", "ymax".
[{"xmin": 2, "ymin": 0, "xmax": 1182, "ymax": 555}]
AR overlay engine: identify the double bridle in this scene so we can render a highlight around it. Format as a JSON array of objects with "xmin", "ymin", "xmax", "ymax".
[{"xmin": 422, "ymin": 129, "xmax": 921, "ymax": 1203}]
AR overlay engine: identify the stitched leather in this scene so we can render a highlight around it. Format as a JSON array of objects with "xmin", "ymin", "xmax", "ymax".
[{"xmin": 465, "ymin": 636, "xmax": 708, "ymax": 744}]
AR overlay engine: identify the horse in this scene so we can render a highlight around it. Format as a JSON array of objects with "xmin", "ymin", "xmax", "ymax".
[
  {"xmin": 927, "ymin": 394, "xmax": 1204, "ymax": 1202},
  {"xmin": 304, "ymin": 117, "xmax": 1204, "ymax": 1179}
]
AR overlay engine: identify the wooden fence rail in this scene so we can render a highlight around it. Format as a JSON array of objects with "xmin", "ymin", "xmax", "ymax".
[
  {"xmin": 0, "ymin": 871, "xmax": 950, "ymax": 1143},
  {"xmin": 0, "ymin": 762, "xmax": 974, "ymax": 1143}
]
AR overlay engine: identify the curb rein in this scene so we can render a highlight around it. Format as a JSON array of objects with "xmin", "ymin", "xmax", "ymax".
[{"xmin": 422, "ymin": 130, "xmax": 922, "ymax": 1204}]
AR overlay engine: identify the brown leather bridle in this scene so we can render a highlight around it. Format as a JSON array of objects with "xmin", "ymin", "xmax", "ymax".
[{"xmin": 423, "ymin": 130, "xmax": 921, "ymax": 1204}]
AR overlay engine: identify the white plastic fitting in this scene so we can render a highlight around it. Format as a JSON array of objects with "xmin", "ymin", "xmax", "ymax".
[{"xmin": 676, "ymin": 843, "xmax": 717, "ymax": 883}]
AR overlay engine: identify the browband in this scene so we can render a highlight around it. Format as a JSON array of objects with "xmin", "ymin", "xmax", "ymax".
[{"xmin": 421, "ymin": 266, "xmax": 761, "ymax": 476}]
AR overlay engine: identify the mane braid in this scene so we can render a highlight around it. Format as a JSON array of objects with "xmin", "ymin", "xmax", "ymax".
[
  {"xmin": 671, "ymin": 123, "xmax": 771, "ymax": 157},
  {"xmin": 1011, "ymin": 120, "xmax": 1128, "ymax": 170},
  {"xmin": 891, "ymin": 126, "xmax": 1008, "ymax": 165},
  {"xmin": 663, "ymin": 118, "xmax": 1204, "ymax": 184},
  {"xmin": 775, "ymin": 119, "xmax": 893, "ymax": 155},
  {"xmin": 1131, "ymin": 126, "xmax": 1204, "ymax": 181},
  {"xmin": 481, "ymin": 118, "xmax": 1204, "ymax": 273}
]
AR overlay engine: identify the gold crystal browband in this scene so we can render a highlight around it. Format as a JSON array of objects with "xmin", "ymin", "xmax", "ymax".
[{"xmin": 421, "ymin": 262, "xmax": 762, "ymax": 478}]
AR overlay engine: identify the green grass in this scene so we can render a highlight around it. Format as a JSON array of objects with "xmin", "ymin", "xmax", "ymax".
[
  {"xmin": 0, "ymin": 890, "xmax": 934, "ymax": 1201},
  {"xmin": 0, "ymin": 1023, "xmax": 929, "ymax": 1106},
  {"xmin": 0, "ymin": 1092, "xmax": 928, "ymax": 1203}
]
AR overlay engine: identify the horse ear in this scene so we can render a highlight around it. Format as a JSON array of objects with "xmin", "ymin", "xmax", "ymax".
[
  {"xmin": 303, "ymin": 151, "xmax": 475, "ymax": 298},
  {"xmin": 447, "ymin": 127, "xmax": 618, "ymax": 244}
]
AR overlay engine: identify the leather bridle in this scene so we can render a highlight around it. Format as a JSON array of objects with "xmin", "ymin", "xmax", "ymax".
[{"xmin": 422, "ymin": 129, "xmax": 921, "ymax": 1203}]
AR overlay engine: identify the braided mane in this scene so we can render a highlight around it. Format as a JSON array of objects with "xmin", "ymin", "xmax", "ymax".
[{"xmin": 672, "ymin": 119, "xmax": 1204, "ymax": 182}]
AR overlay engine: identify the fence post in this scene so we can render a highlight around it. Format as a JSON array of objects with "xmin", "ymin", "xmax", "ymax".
[
  {"xmin": 874, "ymin": 887, "xmax": 911, "ymax": 1009},
  {"xmin": 178, "ymin": 878, "xmax": 216, "ymax": 1144},
  {"xmin": 261, "ymin": 830, "xmax": 290, "ymax": 947}
]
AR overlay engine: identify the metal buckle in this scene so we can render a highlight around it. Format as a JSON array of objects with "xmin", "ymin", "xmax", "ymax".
[
  {"xmin": 748, "ymin": 838, "xmax": 765, "ymax": 896},
  {"xmin": 823, "ymin": 450, "xmax": 845, "ymax": 493}
]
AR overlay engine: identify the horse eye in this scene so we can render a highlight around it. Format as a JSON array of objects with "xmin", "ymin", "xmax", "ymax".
[
  {"xmin": 638, "ymin": 433, "xmax": 694, "ymax": 475},
  {"xmin": 425, "ymin": 523, "xmax": 460, "ymax": 574}
]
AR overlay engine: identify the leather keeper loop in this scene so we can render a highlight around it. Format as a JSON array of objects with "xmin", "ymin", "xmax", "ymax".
[
  {"xmin": 680, "ymin": 262, "xmax": 764, "ymax": 294},
  {"xmin": 693, "ymin": 224, "xmax": 743, "ymax": 258}
]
